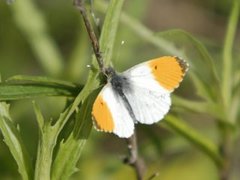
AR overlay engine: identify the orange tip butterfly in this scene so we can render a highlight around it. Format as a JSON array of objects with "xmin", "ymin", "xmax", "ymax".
[{"xmin": 92, "ymin": 56, "xmax": 189, "ymax": 138}]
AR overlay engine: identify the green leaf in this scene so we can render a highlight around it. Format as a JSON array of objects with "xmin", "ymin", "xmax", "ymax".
[
  {"xmin": 51, "ymin": 89, "xmax": 99, "ymax": 180},
  {"xmin": 0, "ymin": 83, "xmax": 80, "ymax": 100},
  {"xmin": 97, "ymin": 0, "xmax": 125, "ymax": 67},
  {"xmin": 172, "ymin": 95, "xmax": 224, "ymax": 120},
  {"xmin": 230, "ymin": 59, "xmax": 240, "ymax": 123},
  {"xmin": 229, "ymin": 92, "xmax": 240, "ymax": 124},
  {"xmin": 0, "ymin": 84, "xmax": 79, "ymax": 100},
  {"xmin": 11, "ymin": 0, "xmax": 64, "ymax": 76},
  {"xmin": 67, "ymin": 22, "xmax": 91, "ymax": 82},
  {"xmin": 0, "ymin": 76, "xmax": 81, "ymax": 100},
  {"xmin": 233, "ymin": 70, "xmax": 240, "ymax": 91},
  {"xmin": 33, "ymin": 83, "xmax": 100, "ymax": 180},
  {"xmin": 33, "ymin": 68, "xmax": 99, "ymax": 180},
  {"xmin": 173, "ymin": 95, "xmax": 208, "ymax": 113},
  {"xmin": 0, "ymin": 102, "xmax": 33, "ymax": 180},
  {"xmin": 32, "ymin": 101, "xmax": 44, "ymax": 133},
  {"xmin": 7, "ymin": 75, "xmax": 77, "ymax": 88},
  {"xmin": 33, "ymin": 103, "xmax": 54, "ymax": 180},
  {"xmin": 162, "ymin": 115, "xmax": 223, "ymax": 167},
  {"xmin": 222, "ymin": 0, "xmax": 239, "ymax": 112},
  {"xmin": 111, "ymin": 0, "xmax": 149, "ymax": 66}
]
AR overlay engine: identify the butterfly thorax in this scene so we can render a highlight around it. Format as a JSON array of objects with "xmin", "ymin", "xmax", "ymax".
[
  {"xmin": 105, "ymin": 66, "xmax": 130, "ymax": 93},
  {"xmin": 110, "ymin": 74, "xmax": 128, "ymax": 93},
  {"xmin": 106, "ymin": 67, "xmax": 137, "ymax": 123}
]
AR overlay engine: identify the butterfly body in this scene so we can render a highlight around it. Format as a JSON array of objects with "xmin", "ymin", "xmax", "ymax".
[
  {"xmin": 108, "ymin": 69, "xmax": 137, "ymax": 123},
  {"xmin": 92, "ymin": 56, "xmax": 188, "ymax": 138}
]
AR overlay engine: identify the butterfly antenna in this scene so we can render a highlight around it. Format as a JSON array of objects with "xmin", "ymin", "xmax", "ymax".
[{"xmin": 74, "ymin": 0, "xmax": 105, "ymax": 73}]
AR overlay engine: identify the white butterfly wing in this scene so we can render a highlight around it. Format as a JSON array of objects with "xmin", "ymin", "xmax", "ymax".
[
  {"xmin": 122, "ymin": 56, "xmax": 188, "ymax": 124},
  {"xmin": 92, "ymin": 84, "xmax": 134, "ymax": 138},
  {"xmin": 122, "ymin": 77, "xmax": 171, "ymax": 124}
]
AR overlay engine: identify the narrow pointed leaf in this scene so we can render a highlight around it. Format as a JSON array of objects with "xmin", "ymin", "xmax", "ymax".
[
  {"xmin": 162, "ymin": 115, "xmax": 223, "ymax": 167},
  {"xmin": 51, "ymin": 90, "xmax": 98, "ymax": 180},
  {"xmin": 0, "ymin": 102, "xmax": 33, "ymax": 180},
  {"xmin": 0, "ymin": 76, "xmax": 81, "ymax": 100},
  {"xmin": 11, "ymin": 0, "xmax": 64, "ymax": 76}
]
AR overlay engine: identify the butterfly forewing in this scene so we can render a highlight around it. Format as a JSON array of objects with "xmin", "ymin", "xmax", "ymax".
[{"xmin": 124, "ymin": 56, "xmax": 188, "ymax": 92}]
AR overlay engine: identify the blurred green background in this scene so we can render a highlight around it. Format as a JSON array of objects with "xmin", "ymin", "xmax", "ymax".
[{"xmin": 0, "ymin": 0, "xmax": 239, "ymax": 179}]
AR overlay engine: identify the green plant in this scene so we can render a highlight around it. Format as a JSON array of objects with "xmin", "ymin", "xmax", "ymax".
[{"xmin": 0, "ymin": 0, "xmax": 239, "ymax": 179}]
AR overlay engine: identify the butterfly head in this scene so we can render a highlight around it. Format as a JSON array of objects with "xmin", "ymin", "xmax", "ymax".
[{"xmin": 104, "ymin": 66, "xmax": 117, "ymax": 79}]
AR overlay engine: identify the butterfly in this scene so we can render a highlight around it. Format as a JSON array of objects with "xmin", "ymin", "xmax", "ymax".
[{"xmin": 92, "ymin": 56, "xmax": 189, "ymax": 138}]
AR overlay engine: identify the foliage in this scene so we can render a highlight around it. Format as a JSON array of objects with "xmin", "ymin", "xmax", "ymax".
[{"xmin": 0, "ymin": 0, "xmax": 239, "ymax": 179}]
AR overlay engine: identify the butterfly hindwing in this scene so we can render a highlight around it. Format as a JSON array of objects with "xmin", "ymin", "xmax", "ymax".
[
  {"xmin": 122, "ymin": 85, "xmax": 171, "ymax": 124},
  {"xmin": 92, "ymin": 84, "xmax": 134, "ymax": 138}
]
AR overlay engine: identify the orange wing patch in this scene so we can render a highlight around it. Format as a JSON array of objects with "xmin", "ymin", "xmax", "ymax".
[
  {"xmin": 148, "ymin": 56, "xmax": 188, "ymax": 91},
  {"xmin": 92, "ymin": 94, "xmax": 114, "ymax": 132}
]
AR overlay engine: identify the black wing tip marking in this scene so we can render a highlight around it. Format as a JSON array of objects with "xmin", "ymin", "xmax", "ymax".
[{"xmin": 174, "ymin": 56, "xmax": 189, "ymax": 74}]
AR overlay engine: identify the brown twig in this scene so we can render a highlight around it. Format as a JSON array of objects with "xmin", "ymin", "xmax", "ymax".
[
  {"xmin": 124, "ymin": 131, "xmax": 145, "ymax": 180},
  {"xmin": 74, "ymin": 0, "xmax": 105, "ymax": 73}
]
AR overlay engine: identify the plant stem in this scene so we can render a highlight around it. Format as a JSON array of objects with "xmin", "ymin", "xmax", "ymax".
[
  {"xmin": 124, "ymin": 131, "xmax": 145, "ymax": 180},
  {"xmin": 219, "ymin": 0, "xmax": 239, "ymax": 179},
  {"xmin": 222, "ymin": 0, "xmax": 239, "ymax": 111},
  {"xmin": 34, "ymin": 134, "xmax": 55, "ymax": 180},
  {"xmin": 74, "ymin": 0, "xmax": 105, "ymax": 73},
  {"xmin": 219, "ymin": 127, "xmax": 234, "ymax": 180}
]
